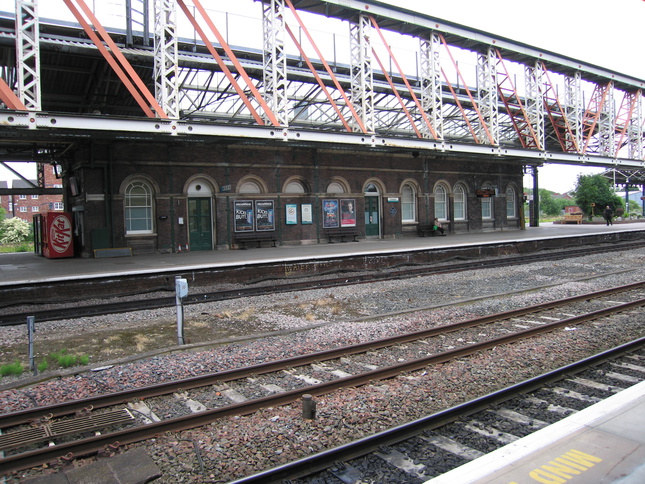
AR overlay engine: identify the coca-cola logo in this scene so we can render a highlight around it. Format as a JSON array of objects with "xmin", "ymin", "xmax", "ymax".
[{"xmin": 49, "ymin": 215, "xmax": 72, "ymax": 254}]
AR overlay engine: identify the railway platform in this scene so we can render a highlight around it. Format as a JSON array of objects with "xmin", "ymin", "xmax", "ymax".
[
  {"xmin": 427, "ymin": 379, "xmax": 645, "ymax": 484},
  {"xmin": 1, "ymin": 221, "xmax": 644, "ymax": 286}
]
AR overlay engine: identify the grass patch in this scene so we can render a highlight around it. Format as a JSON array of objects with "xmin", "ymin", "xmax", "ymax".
[
  {"xmin": 0, "ymin": 243, "xmax": 34, "ymax": 254},
  {"xmin": 0, "ymin": 361, "xmax": 23, "ymax": 378},
  {"xmin": 30, "ymin": 349, "xmax": 91, "ymax": 370}
]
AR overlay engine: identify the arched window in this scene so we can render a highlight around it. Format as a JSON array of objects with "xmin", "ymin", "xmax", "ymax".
[
  {"xmin": 454, "ymin": 184, "xmax": 466, "ymax": 220},
  {"xmin": 327, "ymin": 181, "xmax": 346, "ymax": 193},
  {"xmin": 284, "ymin": 181, "xmax": 306, "ymax": 193},
  {"xmin": 434, "ymin": 185, "xmax": 448, "ymax": 220},
  {"xmin": 482, "ymin": 195, "xmax": 493, "ymax": 219},
  {"xmin": 239, "ymin": 180, "xmax": 262, "ymax": 193},
  {"xmin": 506, "ymin": 186, "xmax": 517, "ymax": 218},
  {"xmin": 401, "ymin": 184, "xmax": 416, "ymax": 222},
  {"xmin": 125, "ymin": 180, "xmax": 153, "ymax": 234}
]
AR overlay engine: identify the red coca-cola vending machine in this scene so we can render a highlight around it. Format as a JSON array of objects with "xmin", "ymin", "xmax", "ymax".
[{"xmin": 42, "ymin": 212, "xmax": 74, "ymax": 258}]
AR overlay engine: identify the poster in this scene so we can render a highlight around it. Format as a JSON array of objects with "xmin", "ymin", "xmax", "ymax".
[
  {"xmin": 286, "ymin": 204, "xmax": 298, "ymax": 224},
  {"xmin": 322, "ymin": 199, "xmax": 339, "ymax": 228},
  {"xmin": 340, "ymin": 199, "xmax": 356, "ymax": 227},
  {"xmin": 301, "ymin": 204, "xmax": 313, "ymax": 224},
  {"xmin": 255, "ymin": 200, "xmax": 275, "ymax": 231},
  {"xmin": 234, "ymin": 200, "xmax": 254, "ymax": 232}
]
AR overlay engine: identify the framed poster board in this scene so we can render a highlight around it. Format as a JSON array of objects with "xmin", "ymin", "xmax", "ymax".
[
  {"xmin": 255, "ymin": 200, "xmax": 275, "ymax": 231},
  {"xmin": 340, "ymin": 199, "xmax": 356, "ymax": 227},
  {"xmin": 285, "ymin": 204, "xmax": 298, "ymax": 224},
  {"xmin": 234, "ymin": 200, "xmax": 254, "ymax": 232},
  {"xmin": 301, "ymin": 204, "xmax": 313, "ymax": 224},
  {"xmin": 322, "ymin": 199, "xmax": 339, "ymax": 228}
]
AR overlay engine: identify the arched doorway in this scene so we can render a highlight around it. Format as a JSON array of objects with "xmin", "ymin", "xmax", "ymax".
[
  {"xmin": 187, "ymin": 179, "xmax": 214, "ymax": 250},
  {"xmin": 364, "ymin": 182, "xmax": 380, "ymax": 237}
]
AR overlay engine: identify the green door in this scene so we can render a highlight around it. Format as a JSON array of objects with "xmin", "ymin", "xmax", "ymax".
[
  {"xmin": 188, "ymin": 198, "xmax": 213, "ymax": 250},
  {"xmin": 364, "ymin": 196, "xmax": 380, "ymax": 236}
]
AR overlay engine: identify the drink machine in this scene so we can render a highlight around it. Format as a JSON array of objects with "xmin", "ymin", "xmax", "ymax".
[{"xmin": 42, "ymin": 212, "xmax": 74, "ymax": 258}]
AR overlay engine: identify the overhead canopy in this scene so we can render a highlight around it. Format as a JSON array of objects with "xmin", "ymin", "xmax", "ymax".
[{"xmin": 602, "ymin": 168, "xmax": 645, "ymax": 187}]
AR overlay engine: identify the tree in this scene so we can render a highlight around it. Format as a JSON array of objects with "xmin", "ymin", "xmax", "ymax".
[
  {"xmin": 0, "ymin": 217, "xmax": 31, "ymax": 244},
  {"xmin": 573, "ymin": 174, "xmax": 623, "ymax": 219},
  {"xmin": 538, "ymin": 189, "xmax": 562, "ymax": 216}
]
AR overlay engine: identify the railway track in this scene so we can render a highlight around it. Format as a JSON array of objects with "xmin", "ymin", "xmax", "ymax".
[
  {"xmin": 3, "ymin": 240, "xmax": 645, "ymax": 326},
  {"xmin": 233, "ymin": 338, "xmax": 645, "ymax": 483},
  {"xmin": 1, "ymin": 282, "xmax": 644, "ymax": 476}
]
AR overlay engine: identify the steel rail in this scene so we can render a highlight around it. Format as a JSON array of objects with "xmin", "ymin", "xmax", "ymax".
[
  {"xmin": 1, "ymin": 295, "xmax": 643, "ymax": 475},
  {"xmin": 229, "ymin": 337, "xmax": 645, "ymax": 484},
  {"xmin": 3, "ymin": 240, "xmax": 645, "ymax": 326},
  {"xmin": 1, "ymin": 281, "xmax": 643, "ymax": 429}
]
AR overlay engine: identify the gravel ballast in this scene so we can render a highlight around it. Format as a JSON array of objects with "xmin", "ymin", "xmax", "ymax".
[{"xmin": 2, "ymin": 248, "xmax": 645, "ymax": 483}]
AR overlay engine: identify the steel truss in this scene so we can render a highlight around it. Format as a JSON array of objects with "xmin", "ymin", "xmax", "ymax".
[
  {"xmin": 1, "ymin": 0, "xmax": 644, "ymax": 165},
  {"xmin": 15, "ymin": 0, "xmax": 41, "ymax": 111},
  {"xmin": 154, "ymin": 0, "xmax": 179, "ymax": 119}
]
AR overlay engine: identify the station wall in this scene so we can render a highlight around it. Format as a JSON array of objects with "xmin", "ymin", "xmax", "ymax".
[{"xmin": 67, "ymin": 140, "xmax": 524, "ymax": 256}]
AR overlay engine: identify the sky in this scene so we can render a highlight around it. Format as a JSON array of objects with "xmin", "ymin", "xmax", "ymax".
[{"xmin": 2, "ymin": 0, "xmax": 643, "ymax": 193}]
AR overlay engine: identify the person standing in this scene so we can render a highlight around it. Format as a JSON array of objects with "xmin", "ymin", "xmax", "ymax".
[{"xmin": 603, "ymin": 206, "xmax": 613, "ymax": 226}]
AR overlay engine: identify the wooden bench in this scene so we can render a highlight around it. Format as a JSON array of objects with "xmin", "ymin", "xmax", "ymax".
[
  {"xmin": 234, "ymin": 232, "xmax": 278, "ymax": 249},
  {"xmin": 417, "ymin": 224, "xmax": 439, "ymax": 237},
  {"xmin": 562, "ymin": 213, "xmax": 583, "ymax": 224},
  {"xmin": 324, "ymin": 228, "xmax": 359, "ymax": 243}
]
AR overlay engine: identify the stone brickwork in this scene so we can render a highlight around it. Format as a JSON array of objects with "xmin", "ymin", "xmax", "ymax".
[{"xmin": 67, "ymin": 140, "xmax": 523, "ymax": 257}]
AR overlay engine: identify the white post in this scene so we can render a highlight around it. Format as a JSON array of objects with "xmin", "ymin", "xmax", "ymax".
[
  {"xmin": 175, "ymin": 276, "xmax": 188, "ymax": 345},
  {"xmin": 27, "ymin": 316, "xmax": 36, "ymax": 374}
]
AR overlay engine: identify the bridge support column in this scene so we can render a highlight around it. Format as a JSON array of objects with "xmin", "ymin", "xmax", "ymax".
[{"xmin": 530, "ymin": 165, "xmax": 539, "ymax": 227}]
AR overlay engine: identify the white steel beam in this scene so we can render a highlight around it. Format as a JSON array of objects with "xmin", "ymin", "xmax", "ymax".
[
  {"xmin": 565, "ymin": 72, "xmax": 583, "ymax": 153},
  {"xmin": 627, "ymin": 92, "xmax": 643, "ymax": 160},
  {"xmin": 154, "ymin": 0, "xmax": 180, "ymax": 119},
  {"xmin": 419, "ymin": 33, "xmax": 443, "ymax": 140},
  {"xmin": 598, "ymin": 82, "xmax": 615, "ymax": 157},
  {"xmin": 15, "ymin": 0, "xmax": 41, "ymax": 111},
  {"xmin": 262, "ymin": 0, "xmax": 289, "ymax": 127},
  {"xmin": 349, "ymin": 14, "xmax": 374, "ymax": 133},
  {"xmin": 3, "ymin": 111, "xmax": 643, "ymax": 169},
  {"xmin": 525, "ymin": 62, "xmax": 544, "ymax": 151},
  {"xmin": 477, "ymin": 48, "xmax": 499, "ymax": 146}
]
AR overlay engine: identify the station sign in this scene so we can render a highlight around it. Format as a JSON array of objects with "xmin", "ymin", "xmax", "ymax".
[{"xmin": 476, "ymin": 187, "xmax": 497, "ymax": 197}]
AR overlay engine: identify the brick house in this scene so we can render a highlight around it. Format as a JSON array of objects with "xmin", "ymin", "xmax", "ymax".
[{"xmin": 1, "ymin": 165, "xmax": 64, "ymax": 221}]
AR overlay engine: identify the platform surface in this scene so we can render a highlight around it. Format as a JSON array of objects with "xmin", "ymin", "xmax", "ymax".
[
  {"xmin": 1, "ymin": 222, "xmax": 644, "ymax": 286},
  {"xmin": 426, "ymin": 379, "xmax": 645, "ymax": 484}
]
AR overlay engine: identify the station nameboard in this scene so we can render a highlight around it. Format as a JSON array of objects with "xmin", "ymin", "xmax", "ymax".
[{"xmin": 476, "ymin": 187, "xmax": 497, "ymax": 197}]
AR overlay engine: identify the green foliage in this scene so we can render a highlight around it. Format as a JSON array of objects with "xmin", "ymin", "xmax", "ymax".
[
  {"xmin": 37, "ymin": 359, "xmax": 49, "ymax": 373},
  {"xmin": 573, "ymin": 174, "xmax": 623, "ymax": 218},
  {"xmin": 538, "ymin": 189, "xmax": 569, "ymax": 216},
  {"xmin": 628, "ymin": 200, "xmax": 641, "ymax": 213},
  {"xmin": 0, "ymin": 361, "xmax": 23, "ymax": 378},
  {"xmin": 0, "ymin": 217, "xmax": 31, "ymax": 244},
  {"xmin": 48, "ymin": 349, "xmax": 90, "ymax": 369},
  {"xmin": 0, "ymin": 243, "xmax": 34, "ymax": 253},
  {"xmin": 51, "ymin": 349, "xmax": 78, "ymax": 368}
]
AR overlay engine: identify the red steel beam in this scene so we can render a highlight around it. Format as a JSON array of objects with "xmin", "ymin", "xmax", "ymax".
[
  {"xmin": 285, "ymin": 25, "xmax": 353, "ymax": 132},
  {"xmin": 284, "ymin": 0, "xmax": 367, "ymax": 133},
  {"xmin": 438, "ymin": 34, "xmax": 494, "ymax": 145},
  {"xmin": 371, "ymin": 48, "xmax": 423, "ymax": 138},
  {"xmin": 0, "ymin": 77, "xmax": 27, "ymax": 111},
  {"xmin": 176, "ymin": 0, "xmax": 265, "ymax": 125},
  {"xmin": 185, "ymin": 0, "xmax": 280, "ymax": 127},
  {"xmin": 369, "ymin": 15, "xmax": 438, "ymax": 140},
  {"xmin": 61, "ymin": 0, "xmax": 162, "ymax": 118},
  {"xmin": 539, "ymin": 62, "xmax": 579, "ymax": 153},
  {"xmin": 495, "ymin": 49, "xmax": 541, "ymax": 150},
  {"xmin": 614, "ymin": 90, "xmax": 639, "ymax": 155},
  {"xmin": 582, "ymin": 83, "xmax": 610, "ymax": 153}
]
